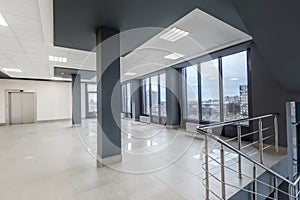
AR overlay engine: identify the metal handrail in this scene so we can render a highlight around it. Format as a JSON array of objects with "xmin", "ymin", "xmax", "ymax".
[
  {"xmin": 198, "ymin": 128, "xmax": 292, "ymax": 185},
  {"xmin": 198, "ymin": 113, "xmax": 300, "ymax": 200},
  {"xmin": 198, "ymin": 119, "xmax": 300, "ymax": 187},
  {"xmin": 199, "ymin": 113, "xmax": 276, "ymax": 129}
]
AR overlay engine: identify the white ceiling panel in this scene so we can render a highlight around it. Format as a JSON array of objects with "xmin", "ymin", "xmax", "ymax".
[
  {"xmin": 0, "ymin": 0, "xmax": 40, "ymax": 20},
  {"xmin": 4, "ymin": 14, "xmax": 42, "ymax": 32}
]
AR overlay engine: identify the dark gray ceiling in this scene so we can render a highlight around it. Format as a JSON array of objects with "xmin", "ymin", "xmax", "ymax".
[
  {"xmin": 53, "ymin": 0, "xmax": 248, "ymax": 52},
  {"xmin": 230, "ymin": 0, "xmax": 300, "ymax": 92},
  {"xmin": 54, "ymin": 67, "xmax": 96, "ymax": 79},
  {"xmin": 0, "ymin": 71, "xmax": 10, "ymax": 79},
  {"xmin": 53, "ymin": 0, "xmax": 300, "ymax": 92}
]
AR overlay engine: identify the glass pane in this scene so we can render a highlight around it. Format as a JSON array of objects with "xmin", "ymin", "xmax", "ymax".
[
  {"xmin": 222, "ymin": 51, "xmax": 248, "ymax": 121},
  {"xmin": 88, "ymin": 93, "xmax": 97, "ymax": 113},
  {"xmin": 122, "ymin": 85, "xmax": 126, "ymax": 113},
  {"xmin": 142, "ymin": 78, "xmax": 150, "ymax": 115},
  {"xmin": 159, "ymin": 73, "xmax": 167, "ymax": 117},
  {"xmin": 186, "ymin": 65, "xmax": 199, "ymax": 120},
  {"xmin": 87, "ymin": 84, "xmax": 97, "ymax": 92},
  {"xmin": 151, "ymin": 76, "xmax": 159, "ymax": 116},
  {"xmin": 126, "ymin": 83, "xmax": 131, "ymax": 113},
  {"xmin": 201, "ymin": 59, "xmax": 220, "ymax": 122}
]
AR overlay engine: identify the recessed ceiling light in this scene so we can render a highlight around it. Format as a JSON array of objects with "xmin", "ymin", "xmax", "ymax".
[
  {"xmin": 49, "ymin": 56, "xmax": 68, "ymax": 63},
  {"xmin": 160, "ymin": 27, "xmax": 189, "ymax": 42},
  {"xmin": 124, "ymin": 72, "xmax": 137, "ymax": 76},
  {"xmin": 0, "ymin": 12, "xmax": 8, "ymax": 27},
  {"xmin": 164, "ymin": 52, "xmax": 185, "ymax": 60},
  {"xmin": 2, "ymin": 68, "xmax": 22, "ymax": 73},
  {"xmin": 230, "ymin": 77, "xmax": 240, "ymax": 81},
  {"xmin": 61, "ymin": 73, "xmax": 64, "ymax": 75}
]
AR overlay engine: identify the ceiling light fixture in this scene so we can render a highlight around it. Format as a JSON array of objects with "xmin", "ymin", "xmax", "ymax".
[
  {"xmin": 160, "ymin": 27, "xmax": 189, "ymax": 42},
  {"xmin": 49, "ymin": 56, "xmax": 68, "ymax": 63},
  {"xmin": 124, "ymin": 72, "xmax": 137, "ymax": 76},
  {"xmin": 2, "ymin": 68, "xmax": 22, "ymax": 73},
  {"xmin": 0, "ymin": 12, "xmax": 8, "ymax": 27},
  {"xmin": 230, "ymin": 77, "xmax": 240, "ymax": 81},
  {"xmin": 164, "ymin": 52, "xmax": 185, "ymax": 60}
]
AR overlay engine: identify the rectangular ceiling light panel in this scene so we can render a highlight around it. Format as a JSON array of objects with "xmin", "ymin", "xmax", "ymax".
[
  {"xmin": 2, "ymin": 68, "xmax": 22, "ymax": 73},
  {"xmin": 49, "ymin": 56, "xmax": 68, "ymax": 63},
  {"xmin": 0, "ymin": 12, "xmax": 8, "ymax": 27},
  {"xmin": 160, "ymin": 27, "xmax": 189, "ymax": 42},
  {"xmin": 164, "ymin": 52, "xmax": 185, "ymax": 60}
]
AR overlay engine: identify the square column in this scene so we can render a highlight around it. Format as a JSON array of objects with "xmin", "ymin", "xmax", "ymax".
[
  {"xmin": 166, "ymin": 68, "xmax": 180, "ymax": 128},
  {"xmin": 96, "ymin": 27, "xmax": 122, "ymax": 166},
  {"xmin": 131, "ymin": 80, "xmax": 141, "ymax": 121},
  {"xmin": 72, "ymin": 74, "xmax": 81, "ymax": 126}
]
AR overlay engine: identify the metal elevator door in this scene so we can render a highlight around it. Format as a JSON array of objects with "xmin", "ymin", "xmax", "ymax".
[{"xmin": 9, "ymin": 92, "xmax": 34, "ymax": 125}]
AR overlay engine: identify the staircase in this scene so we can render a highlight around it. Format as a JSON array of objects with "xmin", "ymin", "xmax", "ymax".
[{"xmin": 198, "ymin": 114, "xmax": 299, "ymax": 200}]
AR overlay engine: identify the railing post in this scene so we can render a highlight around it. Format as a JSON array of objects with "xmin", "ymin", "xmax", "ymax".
[
  {"xmin": 274, "ymin": 176, "xmax": 278, "ymax": 200},
  {"xmin": 253, "ymin": 164, "xmax": 257, "ymax": 200},
  {"xmin": 274, "ymin": 115, "xmax": 279, "ymax": 153},
  {"xmin": 220, "ymin": 144, "xmax": 226, "ymax": 200},
  {"xmin": 289, "ymin": 184, "xmax": 293, "ymax": 200},
  {"xmin": 237, "ymin": 123, "xmax": 242, "ymax": 179},
  {"xmin": 258, "ymin": 118, "xmax": 264, "ymax": 164},
  {"xmin": 205, "ymin": 134, "xmax": 209, "ymax": 200}
]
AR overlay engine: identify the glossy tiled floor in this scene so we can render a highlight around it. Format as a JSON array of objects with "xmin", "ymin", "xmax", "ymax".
[{"xmin": 0, "ymin": 118, "xmax": 286, "ymax": 200}]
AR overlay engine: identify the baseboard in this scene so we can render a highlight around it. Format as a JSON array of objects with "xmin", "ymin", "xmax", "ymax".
[
  {"xmin": 37, "ymin": 118, "xmax": 71, "ymax": 123},
  {"xmin": 0, "ymin": 123, "xmax": 6, "ymax": 126},
  {"xmin": 97, "ymin": 154, "xmax": 122, "ymax": 167},
  {"xmin": 166, "ymin": 124, "xmax": 179, "ymax": 129}
]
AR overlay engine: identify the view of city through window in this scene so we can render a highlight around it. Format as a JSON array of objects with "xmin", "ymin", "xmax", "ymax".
[
  {"xmin": 123, "ymin": 51, "xmax": 248, "ymax": 123},
  {"xmin": 159, "ymin": 74, "xmax": 167, "ymax": 117},
  {"xmin": 185, "ymin": 65, "xmax": 199, "ymax": 120},
  {"xmin": 201, "ymin": 59, "xmax": 220, "ymax": 122},
  {"xmin": 184, "ymin": 50, "xmax": 248, "ymax": 122},
  {"xmin": 222, "ymin": 51, "xmax": 248, "ymax": 121}
]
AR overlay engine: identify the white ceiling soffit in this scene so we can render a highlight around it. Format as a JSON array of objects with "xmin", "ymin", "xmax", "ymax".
[
  {"xmin": 0, "ymin": 0, "xmax": 96, "ymax": 80},
  {"xmin": 121, "ymin": 8, "xmax": 252, "ymax": 82}
]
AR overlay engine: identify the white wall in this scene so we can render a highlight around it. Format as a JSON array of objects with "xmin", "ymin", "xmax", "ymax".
[{"xmin": 0, "ymin": 79, "xmax": 86, "ymax": 124}]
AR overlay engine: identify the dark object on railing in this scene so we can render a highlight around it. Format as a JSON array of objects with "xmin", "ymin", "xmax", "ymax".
[{"xmin": 222, "ymin": 124, "xmax": 253, "ymax": 142}]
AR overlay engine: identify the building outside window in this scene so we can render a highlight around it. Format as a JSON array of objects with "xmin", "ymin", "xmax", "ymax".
[
  {"xmin": 159, "ymin": 73, "xmax": 167, "ymax": 117},
  {"xmin": 142, "ymin": 78, "xmax": 150, "ymax": 115},
  {"xmin": 185, "ymin": 65, "xmax": 199, "ymax": 120},
  {"xmin": 151, "ymin": 76, "xmax": 159, "ymax": 116},
  {"xmin": 201, "ymin": 59, "xmax": 220, "ymax": 122},
  {"xmin": 126, "ymin": 83, "xmax": 131, "ymax": 113},
  {"xmin": 222, "ymin": 51, "xmax": 248, "ymax": 121},
  {"xmin": 182, "ymin": 50, "xmax": 248, "ymax": 122},
  {"xmin": 86, "ymin": 84, "xmax": 97, "ymax": 118}
]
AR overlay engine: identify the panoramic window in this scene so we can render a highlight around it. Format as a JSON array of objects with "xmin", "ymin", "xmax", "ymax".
[
  {"xmin": 142, "ymin": 78, "xmax": 150, "ymax": 115},
  {"xmin": 222, "ymin": 51, "xmax": 248, "ymax": 121},
  {"xmin": 201, "ymin": 59, "xmax": 220, "ymax": 122},
  {"xmin": 151, "ymin": 76, "xmax": 159, "ymax": 116},
  {"xmin": 185, "ymin": 65, "xmax": 199, "ymax": 120},
  {"xmin": 126, "ymin": 83, "xmax": 132, "ymax": 113},
  {"xmin": 159, "ymin": 73, "xmax": 167, "ymax": 117},
  {"xmin": 121, "ymin": 84, "xmax": 127, "ymax": 113}
]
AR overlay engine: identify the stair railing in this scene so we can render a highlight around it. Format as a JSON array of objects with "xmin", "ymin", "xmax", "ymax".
[{"xmin": 198, "ymin": 114, "xmax": 300, "ymax": 200}]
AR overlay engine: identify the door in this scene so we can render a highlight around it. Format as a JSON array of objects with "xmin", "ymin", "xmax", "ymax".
[
  {"xmin": 9, "ymin": 92, "xmax": 22, "ymax": 125},
  {"xmin": 22, "ymin": 93, "xmax": 34, "ymax": 123},
  {"xmin": 9, "ymin": 92, "xmax": 35, "ymax": 125}
]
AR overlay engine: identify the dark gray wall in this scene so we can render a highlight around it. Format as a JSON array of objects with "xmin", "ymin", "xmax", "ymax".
[
  {"xmin": 249, "ymin": 44, "xmax": 288, "ymax": 147},
  {"xmin": 71, "ymin": 74, "xmax": 82, "ymax": 125}
]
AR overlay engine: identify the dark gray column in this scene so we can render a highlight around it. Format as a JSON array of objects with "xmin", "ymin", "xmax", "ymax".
[
  {"xmin": 131, "ymin": 80, "xmax": 141, "ymax": 121},
  {"xmin": 71, "ymin": 74, "xmax": 81, "ymax": 125},
  {"xmin": 166, "ymin": 68, "xmax": 180, "ymax": 128},
  {"xmin": 96, "ymin": 26, "xmax": 122, "ymax": 166}
]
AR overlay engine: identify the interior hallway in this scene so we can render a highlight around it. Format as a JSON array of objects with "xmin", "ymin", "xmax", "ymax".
[{"xmin": 0, "ymin": 119, "xmax": 286, "ymax": 200}]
